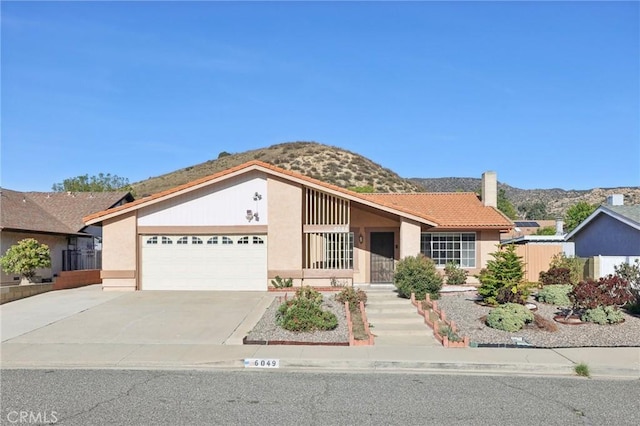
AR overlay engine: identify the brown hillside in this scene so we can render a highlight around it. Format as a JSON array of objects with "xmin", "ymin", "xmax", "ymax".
[
  {"xmin": 132, "ymin": 141, "xmax": 424, "ymax": 197},
  {"xmin": 131, "ymin": 141, "xmax": 640, "ymax": 218}
]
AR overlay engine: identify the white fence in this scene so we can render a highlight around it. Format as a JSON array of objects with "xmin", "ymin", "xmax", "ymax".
[{"xmin": 593, "ymin": 255, "xmax": 640, "ymax": 278}]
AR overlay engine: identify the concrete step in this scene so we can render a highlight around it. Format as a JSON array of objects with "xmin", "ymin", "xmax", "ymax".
[
  {"xmin": 373, "ymin": 334, "xmax": 439, "ymax": 347},
  {"xmin": 366, "ymin": 312, "xmax": 419, "ymax": 322},
  {"xmin": 368, "ymin": 321, "xmax": 427, "ymax": 331},
  {"xmin": 371, "ymin": 324, "xmax": 433, "ymax": 336},
  {"xmin": 365, "ymin": 306, "xmax": 416, "ymax": 315},
  {"xmin": 364, "ymin": 298, "xmax": 407, "ymax": 305}
]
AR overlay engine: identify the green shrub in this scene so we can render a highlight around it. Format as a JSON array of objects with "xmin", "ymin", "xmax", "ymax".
[
  {"xmin": 444, "ymin": 262, "xmax": 468, "ymax": 285},
  {"xmin": 294, "ymin": 286, "xmax": 324, "ymax": 307},
  {"xmin": 438, "ymin": 324, "xmax": 463, "ymax": 342},
  {"xmin": 615, "ymin": 259, "xmax": 640, "ymax": 306},
  {"xmin": 496, "ymin": 284, "xmax": 530, "ymax": 305},
  {"xmin": 548, "ymin": 253, "xmax": 583, "ymax": 284},
  {"xmin": 477, "ymin": 244, "xmax": 526, "ymax": 306},
  {"xmin": 335, "ymin": 287, "xmax": 367, "ymax": 309},
  {"xmin": 394, "ymin": 254, "xmax": 443, "ymax": 300},
  {"xmin": 277, "ymin": 298, "xmax": 338, "ymax": 332},
  {"xmin": 539, "ymin": 267, "xmax": 573, "ymax": 285},
  {"xmin": 271, "ymin": 275, "xmax": 293, "ymax": 288},
  {"xmin": 0, "ymin": 238, "xmax": 52, "ymax": 280},
  {"xmin": 486, "ymin": 303, "xmax": 534, "ymax": 332},
  {"xmin": 581, "ymin": 306, "xmax": 625, "ymax": 325},
  {"xmin": 537, "ymin": 284, "xmax": 572, "ymax": 306}
]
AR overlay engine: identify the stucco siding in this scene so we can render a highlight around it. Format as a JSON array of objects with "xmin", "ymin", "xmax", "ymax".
[
  {"xmin": 138, "ymin": 172, "xmax": 268, "ymax": 227},
  {"xmin": 574, "ymin": 214, "xmax": 640, "ymax": 257},
  {"xmin": 102, "ymin": 212, "xmax": 137, "ymax": 290},
  {"xmin": 399, "ymin": 218, "xmax": 421, "ymax": 258},
  {"xmin": 267, "ymin": 177, "xmax": 302, "ymax": 273}
]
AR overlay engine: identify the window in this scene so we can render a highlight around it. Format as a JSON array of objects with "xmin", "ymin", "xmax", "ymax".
[
  {"xmin": 191, "ymin": 236, "xmax": 203, "ymax": 245},
  {"xmin": 207, "ymin": 237, "xmax": 218, "ymax": 245},
  {"xmin": 420, "ymin": 233, "xmax": 475, "ymax": 267},
  {"xmin": 146, "ymin": 236, "xmax": 158, "ymax": 245},
  {"xmin": 252, "ymin": 236, "xmax": 265, "ymax": 245},
  {"xmin": 304, "ymin": 232, "xmax": 353, "ymax": 269},
  {"xmin": 238, "ymin": 236, "xmax": 250, "ymax": 245},
  {"xmin": 161, "ymin": 236, "xmax": 173, "ymax": 245},
  {"xmin": 177, "ymin": 236, "xmax": 189, "ymax": 245},
  {"xmin": 222, "ymin": 236, "xmax": 233, "ymax": 245}
]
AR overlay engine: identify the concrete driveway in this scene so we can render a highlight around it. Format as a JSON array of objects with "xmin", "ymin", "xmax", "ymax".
[{"xmin": 1, "ymin": 285, "xmax": 274, "ymax": 345}]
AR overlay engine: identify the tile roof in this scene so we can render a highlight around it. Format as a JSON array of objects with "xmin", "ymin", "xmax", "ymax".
[
  {"xmin": 83, "ymin": 160, "xmax": 513, "ymax": 230},
  {"xmin": 359, "ymin": 193, "xmax": 513, "ymax": 229},
  {"xmin": 1, "ymin": 189, "xmax": 132, "ymax": 235}
]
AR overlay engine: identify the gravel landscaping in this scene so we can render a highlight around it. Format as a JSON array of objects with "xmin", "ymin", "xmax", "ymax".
[
  {"xmin": 436, "ymin": 291, "xmax": 640, "ymax": 348},
  {"xmin": 245, "ymin": 295, "xmax": 349, "ymax": 344}
]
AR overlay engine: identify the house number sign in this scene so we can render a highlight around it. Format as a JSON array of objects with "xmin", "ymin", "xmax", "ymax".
[{"xmin": 244, "ymin": 358, "xmax": 280, "ymax": 368}]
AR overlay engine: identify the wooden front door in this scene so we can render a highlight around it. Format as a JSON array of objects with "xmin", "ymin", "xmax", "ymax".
[{"xmin": 370, "ymin": 232, "xmax": 395, "ymax": 283}]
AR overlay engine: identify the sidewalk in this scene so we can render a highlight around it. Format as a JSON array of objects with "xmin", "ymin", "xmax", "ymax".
[{"xmin": 1, "ymin": 286, "xmax": 638, "ymax": 379}]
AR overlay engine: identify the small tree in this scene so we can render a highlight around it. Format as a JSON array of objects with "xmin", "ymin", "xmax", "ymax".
[
  {"xmin": 564, "ymin": 201, "xmax": 597, "ymax": 233},
  {"xmin": 444, "ymin": 262, "xmax": 468, "ymax": 285},
  {"xmin": 52, "ymin": 173, "xmax": 132, "ymax": 193},
  {"xmin": 548, "ymin": 252, "xmax": 582, "ymax": 284},
  {"xmin": 477, "ymin": 244, "xmax": 526, "ymax": 305},
  {"xmin": 394, "ymin": 254, "xmax": 443, "ymax": 300},
  {"xmin": 0, "ymin": 238, "xmax": 52, "ymax": 282}
]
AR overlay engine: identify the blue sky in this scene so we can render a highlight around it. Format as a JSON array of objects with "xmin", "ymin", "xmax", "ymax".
[{"xmin": 1, "ymin": 1, "xmax": 638, "ymax": 192}]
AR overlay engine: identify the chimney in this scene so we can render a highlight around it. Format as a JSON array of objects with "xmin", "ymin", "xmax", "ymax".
[
  {"xmin": 555, "ymin": 218, "xmax": 564, "ymax": 236},
  {"xmin": 606, "ymin": 194, "xmax": 624, "ymax": 206},
  {"xmin": 481, "ymin": 171, "xmax": 497, "ymax": 208}
]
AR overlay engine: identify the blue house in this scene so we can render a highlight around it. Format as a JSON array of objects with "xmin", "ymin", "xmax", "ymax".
[{"xmin": 565, "ymin": 195, "xmax": 640, "ymax": 258}]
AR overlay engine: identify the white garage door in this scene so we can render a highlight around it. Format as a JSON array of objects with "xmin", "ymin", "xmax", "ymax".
[{"xmin": 141, "ymin": 235, "xmax": 267, "ymax": 291}]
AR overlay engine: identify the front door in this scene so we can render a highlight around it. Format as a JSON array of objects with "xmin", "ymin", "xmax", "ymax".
[{"xmin": 370, "ymin": 232, "xmax": 395, "ymax": 283}]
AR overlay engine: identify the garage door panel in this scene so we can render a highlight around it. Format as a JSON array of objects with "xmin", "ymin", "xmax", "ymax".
[{"xmin": 141, "ymin": 235, "xmax": 267, "ymax": 291}]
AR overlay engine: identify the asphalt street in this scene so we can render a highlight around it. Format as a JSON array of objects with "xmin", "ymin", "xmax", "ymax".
[{"xmin": 1, "ymin": 369, "xmax": 638, "ymax": 425}]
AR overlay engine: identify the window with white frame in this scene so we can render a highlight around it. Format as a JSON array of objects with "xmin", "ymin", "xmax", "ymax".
[
  {"xmin": 420, "ymin": 233, "xmax": 476, "ymax": 267},
  {"xmin": 207, "ymin": 237, "xmax": 218, "ymax": 245},
  {"xmin": 146, "ymin": 236, "xmax": 158, "ymax": 245},
  {"xmin": 161, "ymin": 236, "xmax": 173, "ymax": 245},
  {"xmin": 252, "ymin": 236, "xmax": 264, "ymax": 245},
  {"xmin": 238, "ymin": 236, "xmax": 249, "ymax": 245},
  {"xmin": 192, "ymin": 236, "xmax": 203, "ymax": 245},
  {"xmin": 222, "ymin": 236, "xmax": 233, "ymax": 245},
  {"xmin": 177, "ymin": 236, "xmax": 189, "ymax": 245}
]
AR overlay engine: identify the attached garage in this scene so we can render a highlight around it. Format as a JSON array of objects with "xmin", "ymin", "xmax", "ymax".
[{"xmin": 140, "ymin": 234, "xmax": 267, "ymax": 291}]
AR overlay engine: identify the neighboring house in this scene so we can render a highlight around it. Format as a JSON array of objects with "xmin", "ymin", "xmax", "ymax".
[
  {"xmin": 565, "ymin": 195, "xmax": 640, "ymax": 258},
  {"xmin": 501, "ymin": 220, "xmax": 558, "ymax": 241},
  {"xmin": 501, "ymin": 234, "xmax": 575, "ymax": 283},
  {"xmin": 0, "ymin": 189, "xmax": 133, "ymax": 285},
  {"xmin": 84, "ymin": 161, "xmax": 512, "ymax": 292}
]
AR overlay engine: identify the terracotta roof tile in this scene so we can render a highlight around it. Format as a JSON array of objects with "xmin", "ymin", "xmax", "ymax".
[{"xmin": 359, "ymin": 193, "xmax": 513, "ymax": 229}]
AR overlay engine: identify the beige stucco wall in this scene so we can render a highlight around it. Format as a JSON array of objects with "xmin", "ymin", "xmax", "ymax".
[
  {"xmin": 101, "ymin": 212, "xmax": 137, "ymax": 291},
  {"xmin": 0, "ymin": 231, "xmax": 67, "ymax": 286},
  {"xmin": 399, "ymin": 218, "xmax": 421, "ymax": 259},
  {"xmin": 267, "ymin": 177, "xmax": 303, "ymax": 280}
]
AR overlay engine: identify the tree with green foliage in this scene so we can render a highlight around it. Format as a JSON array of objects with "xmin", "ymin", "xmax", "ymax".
[
  {"xmin": 534, "ymin": 226, "xmax": 556, "ymax": 235},
  {"xmin": 497, "ymin": 189, "xmax": 518, "ymax": 219},
  {"xmin": 517, "ymin": 201, "xmax": 550, "ymax": 220},
  {"xmin": 564, "ymin": 201, "xmax": 597, "ymax": 233},
  {"xmin": 52, "ymin": 173, "xmax": 132, "ymax": 193},
  {"xmin": 477, "ymin": 244, "xmax": 526, "ymax": 305},
  {"xmin": 0, "ymin": 238, "xmax": 51, "ymax": 282}
]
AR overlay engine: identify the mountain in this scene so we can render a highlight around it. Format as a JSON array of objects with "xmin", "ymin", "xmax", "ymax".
[
  {"xmin": 131, "ymin": 141, "xmax": 640, "ymax": 218},
  {"xmin": 409, "ymin": 178, "xmax": 640, "ymax": 218}
]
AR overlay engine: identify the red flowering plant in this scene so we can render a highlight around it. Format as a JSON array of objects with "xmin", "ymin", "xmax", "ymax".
[{"xmin": 566, "ymin": 275, "xmax": 634, "ymax": 319}]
